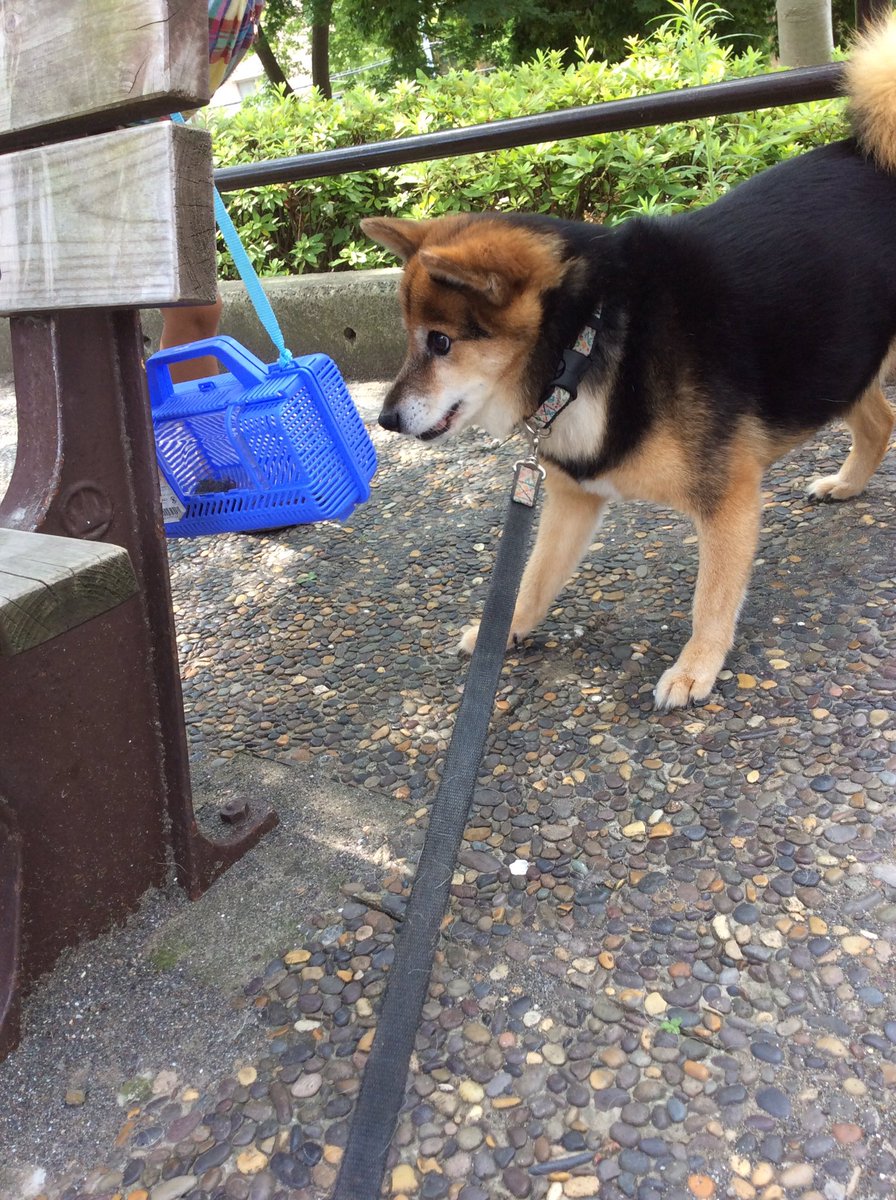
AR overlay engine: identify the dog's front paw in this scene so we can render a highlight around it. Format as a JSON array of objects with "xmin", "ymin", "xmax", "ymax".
[
  {"xmin": 457, "ymin": 622, "xmax": 526, "ymax": 656},
  {"xmin": 457, "ymin": 623, "xmax": 481, "ymax": 655},
  {"xmin": 653, "ymin": 646, "xmax": 724, "ymax": 711},
  {"xmin": 807, "ymin": 473, "xmax": 863, "ymax": 501}
]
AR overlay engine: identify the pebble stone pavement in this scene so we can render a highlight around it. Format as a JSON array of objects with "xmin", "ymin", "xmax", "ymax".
[{"xmin": 3, "ymin": 379, "xmax": 896, "ymax": 1200}]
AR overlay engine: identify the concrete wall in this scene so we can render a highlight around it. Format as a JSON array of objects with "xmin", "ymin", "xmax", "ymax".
[{"xmin": 0, "ymin": 268, "xmax": 406, "ymax": 382}]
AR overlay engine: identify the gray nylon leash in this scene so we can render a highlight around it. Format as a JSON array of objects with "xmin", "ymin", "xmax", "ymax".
[
  {"xmin": 332, "ymin": 457, "xmax": 543, "ymax": 1200},
  {"xmin": 333, "ymin": 314, "xmax": 600, "ymax": 1198}
]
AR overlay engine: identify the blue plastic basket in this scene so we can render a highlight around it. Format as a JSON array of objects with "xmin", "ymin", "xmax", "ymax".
[{"xmin": 147, "ymin": 337, "xmax": 377, "ymax": 538}]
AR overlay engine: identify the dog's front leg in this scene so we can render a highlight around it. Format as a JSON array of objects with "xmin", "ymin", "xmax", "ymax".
[
  {"xmin": 654, "ymin": 470, "xmax": 762, "ymax": 710},
  {"xmin": 459, "ymin": 465, "xmax": 608, "ymax": 654}
]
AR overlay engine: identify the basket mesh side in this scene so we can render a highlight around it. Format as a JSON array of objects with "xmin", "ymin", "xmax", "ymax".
[
  {"xmin": 311, "ymin": 356, "xmax": 378, "ymax": 481},
  {"xmin": 279, "ymin": 382, "xmax": 355, "ymax": 512},
  {"xmin": 236, "ymin": 400, "xmax": 312, "ymax": 491},
  {"xmin": 156, "ymin": 413, "xmax": 254, "ymax": 496},
  {"xmin": 155, "ymin": 419, "xmax": 213, "ymax": 496},
  {"xmin": 159, "ymin": 354, "xmax": 377, "ymax": 535}
]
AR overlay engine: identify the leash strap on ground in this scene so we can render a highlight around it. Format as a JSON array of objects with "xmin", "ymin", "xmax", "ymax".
[{"xmin": 333, "ymin": 470, "xmax": 540, "ymax": 1200}]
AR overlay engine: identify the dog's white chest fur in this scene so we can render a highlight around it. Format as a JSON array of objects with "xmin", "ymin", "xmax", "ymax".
[{"xmin": 542, "ymin": 379, "xmax": 611, "ymax": 471}]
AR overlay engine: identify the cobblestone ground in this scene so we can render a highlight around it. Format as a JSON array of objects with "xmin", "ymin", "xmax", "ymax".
[{"xmin": 4, "ymin": 384, "xmax": 896, "ymax": 1200}]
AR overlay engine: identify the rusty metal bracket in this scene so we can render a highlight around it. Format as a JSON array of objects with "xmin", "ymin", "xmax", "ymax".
[{"xmin": 0, "ymin": 311, "xmax": 278, "ymax": 1058}]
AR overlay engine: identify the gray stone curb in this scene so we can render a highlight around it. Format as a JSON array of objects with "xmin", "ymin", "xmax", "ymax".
[{"xmin": 0, "ymin": 268, "xmax": 405, "ymax": 383}]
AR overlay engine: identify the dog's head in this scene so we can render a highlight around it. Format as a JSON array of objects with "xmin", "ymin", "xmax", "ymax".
[{"xmin": 362, "ymin": 214, "xmax": 570, "ymax": 443}]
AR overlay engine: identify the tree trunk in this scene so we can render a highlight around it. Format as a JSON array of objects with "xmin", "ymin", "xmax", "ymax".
[
  {"xmin": 311, "ymin": 19, "xmax": 332, "ymax": 99},
  {"xmin": 776, "ymin": 0, "xmax": 834, "ymax": 66},
  {"xmin": 254, "ymin": 24, "xmax": 294, "ymax": 94}
]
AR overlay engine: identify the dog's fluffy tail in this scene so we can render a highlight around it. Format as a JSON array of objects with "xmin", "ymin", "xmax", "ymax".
[{"xmin": 846, "ymin": 15, "xmax": 896, "ymax": 173}]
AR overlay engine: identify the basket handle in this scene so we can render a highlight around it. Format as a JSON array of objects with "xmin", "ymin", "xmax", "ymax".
[{"xmin": 146, "ymin": 336, "xmax": 270, "ymax": 409}]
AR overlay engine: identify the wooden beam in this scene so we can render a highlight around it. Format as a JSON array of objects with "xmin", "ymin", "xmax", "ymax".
[
  {"xmin": 0, "ymin": 529, "xmax": 137, "ymax": 657},
  {"xmin": 0, "ymin": 123, "xmax": 217, "ymax": 313},
  {"xmin": 0, "ymin": 0, "xmax": 210, "ymax": 152}
]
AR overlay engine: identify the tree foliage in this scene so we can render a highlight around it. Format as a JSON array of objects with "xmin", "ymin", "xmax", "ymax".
[
  {"xmin": 206, "ymin": 3, "xmax": 849, "ymax": 277},
  {"xmin": 264, "ymin": 0, "xmax": 855, "ymax": 87}
]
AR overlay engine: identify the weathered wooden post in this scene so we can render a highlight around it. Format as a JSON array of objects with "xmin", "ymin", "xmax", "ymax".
[{"xmin": 0, "ymin": 0, "xmax": 277, "ymax": 1059}]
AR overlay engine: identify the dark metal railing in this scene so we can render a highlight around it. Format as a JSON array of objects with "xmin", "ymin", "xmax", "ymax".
[
  {"xmin": 214, "ymin": 62, "xmax": 844, "ymax": 191},
  {"xmin": 214, "ymin": 0, "xmax": 891, "ymax": 194}
]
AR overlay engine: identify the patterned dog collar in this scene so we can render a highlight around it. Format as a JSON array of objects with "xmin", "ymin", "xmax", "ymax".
[{"xmin": 529, "ymin": 310, "xmax": 602, "ymax": 432}]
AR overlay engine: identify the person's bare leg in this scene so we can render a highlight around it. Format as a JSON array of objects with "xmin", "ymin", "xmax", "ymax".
[{"xmin": 159, "ymin": 295, "xmax": 224, "ymax": 383}]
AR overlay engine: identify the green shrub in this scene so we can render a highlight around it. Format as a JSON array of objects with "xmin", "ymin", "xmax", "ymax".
[{"xmin": 204, "ymin": 1, "xmax": 848, "ymax": 278}]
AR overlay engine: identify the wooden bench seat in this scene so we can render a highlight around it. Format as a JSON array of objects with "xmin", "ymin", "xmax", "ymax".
[{"xmin": 0, "ymin": 529, "xmax": 136, "ymax": 657}]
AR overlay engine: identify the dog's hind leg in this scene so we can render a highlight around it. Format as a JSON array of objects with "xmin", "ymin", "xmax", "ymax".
[
  {"xmin": 807, "ymin": 383, "xmax": 895, "ymax": 501},
  {"xmin": 458, "ymin": 465, "xmax": 607, "ymax": 654},
  {"xmin": 654, "ymin": 463, "xmax": 763, "ymax": 711}
]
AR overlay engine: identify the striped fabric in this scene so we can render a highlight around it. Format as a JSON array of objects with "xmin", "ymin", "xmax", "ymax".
[{"xmin": 208, "ymin": 0, "xmax": 266, "ymax": 93}]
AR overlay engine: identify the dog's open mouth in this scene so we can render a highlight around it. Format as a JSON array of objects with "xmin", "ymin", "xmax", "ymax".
[{"xmin": 417, "ymin": 401, "xmax": 462, "ymax": 442}]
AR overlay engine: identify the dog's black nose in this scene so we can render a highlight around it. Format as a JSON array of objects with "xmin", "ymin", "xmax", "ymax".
[{"xmin": 378, "ymin": 407, "xmax": 402, "ymax": 433}]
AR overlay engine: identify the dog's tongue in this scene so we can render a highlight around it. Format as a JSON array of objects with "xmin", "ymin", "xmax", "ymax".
[{"xmin": 420, "ymin": 402, "xmax": 461, "ymax": 441}]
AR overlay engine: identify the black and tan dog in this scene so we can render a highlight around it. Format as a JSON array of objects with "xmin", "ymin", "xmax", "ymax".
[{"xmin": 362, "ymin": 21, "xmax": 896, "ymax": 710}]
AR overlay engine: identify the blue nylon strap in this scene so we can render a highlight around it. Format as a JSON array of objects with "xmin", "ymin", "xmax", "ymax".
[{"xmin": 171, "ymin": 113, "xmax": 293, "ymax": 366}]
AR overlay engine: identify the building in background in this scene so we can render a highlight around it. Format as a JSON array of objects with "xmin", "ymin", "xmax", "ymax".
[{"xmin": 208, "ymin": 51, "xmax": 311, "ymax": 111}]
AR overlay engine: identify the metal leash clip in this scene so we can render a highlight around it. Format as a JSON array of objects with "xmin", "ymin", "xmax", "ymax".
[{"xmin": 512, "ymin": 421, "xmax": 547, "ymax": 508}]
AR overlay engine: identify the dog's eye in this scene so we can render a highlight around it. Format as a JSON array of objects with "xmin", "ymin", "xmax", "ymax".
[{"xmin": 427, "ymin": 331, "xmax": 452, "ymax": 356}]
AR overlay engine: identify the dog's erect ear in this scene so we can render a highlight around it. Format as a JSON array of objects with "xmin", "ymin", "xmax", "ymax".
[
  {"xmin": 360, "ymin": 217, "xmax": 431, "ymax": 262},
  {"xmin": 418, "ymin": 249, "xmax": 511, "ymax": 306}
]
